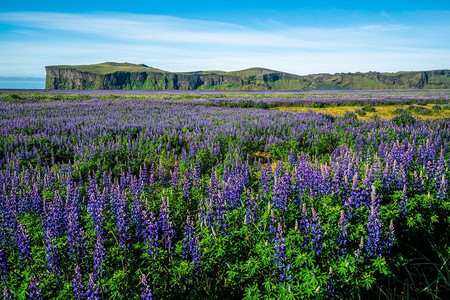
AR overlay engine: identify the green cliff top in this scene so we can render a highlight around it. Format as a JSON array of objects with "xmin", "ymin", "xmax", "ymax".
[
  {"xmin": 47, "ymin": 62, "xmax": 289, "ymax": 77},
  {"xmin": 47, "ymin": 62, "xmax": 167, "ymax": 75}
]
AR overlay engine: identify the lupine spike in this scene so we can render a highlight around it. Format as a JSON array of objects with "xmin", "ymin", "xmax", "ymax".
[{"xmin": 140, "ymin": 274, "xmax": 153, "ymax": 300}]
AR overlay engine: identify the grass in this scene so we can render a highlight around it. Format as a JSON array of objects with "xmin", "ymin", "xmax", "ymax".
[
  {"xmin": 273, "ymin": 103, "xmax": 450, "ymax": 120},
  {"xmin": 47, "ymin": 62, "xmax": 166, "ymax": 75},
  {"xmin": 46, "ymin": 63, "xmax": 282, "ymax": 77}
]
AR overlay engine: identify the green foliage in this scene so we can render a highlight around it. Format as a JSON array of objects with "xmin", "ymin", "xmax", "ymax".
[
  {"xmin": 342, "ymin": 111, "xmax": 358, "ymax": 120},
  {"xmin": 432, "ymin": 104, "xmax": 442, "ymax": 111},
  {"xmin": 392, "ymin": 112, "xmax": 416, "ymax": 125},
  {"xmin": 355, "ymin": 108, "xmax": 367, "ymax": 116},
  {"xmin": 361, "ymin": 104, "xmax": 376, "ymax": 112}
]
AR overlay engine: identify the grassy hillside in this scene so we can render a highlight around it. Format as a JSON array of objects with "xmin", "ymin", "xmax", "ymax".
[
  {"xmin": 51, "ymin": 62, "xmax": 166, "ymax": 75},
  {"xmin": 45, "ymin": 62, "xmax": 450, "ymax": 90}
]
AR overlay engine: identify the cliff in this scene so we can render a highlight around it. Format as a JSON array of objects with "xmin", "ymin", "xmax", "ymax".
[{"xmin": 45, "ymin": 62, "xmax": 450, "ymax": 90}]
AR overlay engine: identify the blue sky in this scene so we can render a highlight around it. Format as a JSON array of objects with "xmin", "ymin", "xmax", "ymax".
[{"xmin": 1, "ymin": 1, "xmax": 449, "ymax": 87}]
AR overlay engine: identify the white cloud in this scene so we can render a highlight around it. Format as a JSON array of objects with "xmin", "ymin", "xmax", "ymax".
[
  {"xmin": 0, "ymin": 12, "xmax": 449, "ymax": 77},
  {"xmin": 360, "ymin": 24, "xmax": 410, "ymax": 31}
]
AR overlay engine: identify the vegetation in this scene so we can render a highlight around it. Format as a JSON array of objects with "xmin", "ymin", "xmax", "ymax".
[
  {"xmin": 45, "ymin": 62, "xmax": 450, "ymax": 90},
  {"xmin": 1, "ymin": 91, "xmax": 449, "ymax": 299}
]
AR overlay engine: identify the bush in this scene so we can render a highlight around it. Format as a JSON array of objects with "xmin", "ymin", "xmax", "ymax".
[
  {"xmin": 392, "ymin": 112, "xmax": 416, "ymax": 126},
  {"xmin": 432, "ymin": 104, "xmax": 442, "ymax": 111},
  {"xmin": 355, "ymin": 108, "xmax": 367, "ymax": 116},
  {"xmin": 393, "ymin": 107, "xmax": 406, "ymax": 115},
  {"xmin": 407, "ymin": 105, "xmax": 432, "ymax": 115},
  {"xmin": 361, "ymin": 104, "xmax": 376, "ymax": 112},
  {"xmin": 311, "ymin": 102, "xmax": 326, "ymax": 108},
  {"xmin": 342, "ymin": 111, "xmax": 358, "ymax": 120}
]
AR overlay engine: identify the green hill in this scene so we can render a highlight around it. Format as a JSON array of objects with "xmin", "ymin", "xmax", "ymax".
[{"xmin": 45, "ymin": 62, "xmax": 450, "ymax": 90}]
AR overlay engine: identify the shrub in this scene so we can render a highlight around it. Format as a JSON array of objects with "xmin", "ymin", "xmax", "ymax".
[
  {"xmin": 392, "ymin": 112, "xmax": 416, "ymax": 125},
  {"xmin": 393, "ymin": 107, "xmax": 406, "ymax": 115},
  {"xmin": 361, "ymin": 104, "xmax": 376, "ymax": 112},
  {"xmin": 311, "ymin": 102, "xmax": 326, "ymax": 108},
  {"xmin": 342, "ymin": 111, "xmax": 358, "ymax": 120},
  {"xmin": 355, "ymin": 108, "xmax": 367, "ymax": 116},
  {"xmin": 407, "ymin": 105, "xmax": 432, "ymax": 115},
  {"xmin": 432, "ymin": 104, "xmax": 442, "ymax": 111}
]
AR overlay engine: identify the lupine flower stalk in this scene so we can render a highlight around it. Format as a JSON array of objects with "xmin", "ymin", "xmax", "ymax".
[
  {"xmin": 28, "ymin": 276, "xmax": 42, "ymax": 300},
  {"xmin": 73, "ymin": 265, "xmax": 85, "ymax": 300},
  {"xmin": 336, "ymin": 211, "xmax": 348, "ymax": 256},
  {"xmin": 142, "ymin": 210, "xmax": 159, "ymax": 261},
  {"xmin": 274, "ymin": 222, "xmax": 291, "ymax": 284},
  {"xmin": 140, "ymin": 274, "xmax": 153, "ymax": 300},
  {"xmin": 159, "ymin": 197, "xmax": 175, "ymax": 252}
]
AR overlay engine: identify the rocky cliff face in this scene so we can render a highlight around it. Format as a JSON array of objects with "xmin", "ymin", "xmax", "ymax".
[{"xmin": 45, "ymin": 64, "xmax": 450, "ymax": 90}]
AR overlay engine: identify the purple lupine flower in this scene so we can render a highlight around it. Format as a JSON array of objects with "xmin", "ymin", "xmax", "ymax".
[
  {"xmin": 325, "ymin": 267, "xmax": 335, "ymax": 299},
  {"xmin": 336, "ymin": 211, "xmax": 348, "ymax": 256},
  {"xmin": 140, "ymin": 164, "xmax": 149, "ymax": 187},
  {"xmin": 268, "ymin": 210, "xmax": 278, "ymax": 241},
  {"xmin": 193, "ymin": 158, "xmax": 201, "ymax": 185},
  {"xmin": 30, "ymin": 183, "xmax": 43, "ymax": 215},
  {"xmin": 142, "ymin": 210, "xmax": 158, "ymax": 260},
  {"xmin": 131, "ymin": 176, "xmax": 143, "ymax": 198},
  {"xmin": 87, "ymin": 187, "xmax": 106, "ymax": 232},
  {"xmin": 298, "ymin": 203, "xmax": 309, "ymax": 238},
  {"xmin": 245, "ymin": 193, "xmax": 258, "ymax": 226},
  {"xmin": 44, "ymin": 228, "xmax": 61, "ymax": 275},
  {"xmin": 3, "ymin": 287, "xmax": 13, "ymax": 300},
  {"xmin": 116, "ymin": 190, "xmax": 130, "ymax": 251},
  {"xmin": 183, "ymin": 168, "xmax": 192, "ymax": 199},
  {"xmin": 274, "ymin": 222, "xmax": 291, "ymax": 284},
  {"xmin": 309, "ymin": 207, "xmax": 323, "ymax": 256},
  {"xmin": 384, "ymin": 220, "xmax": 395, "ymax": 257},
  {"xmin": 14, "ymin": 223, "xmax": 34, "ymax": 266},
  {"xmin": 158, "ymin": 197, "xmax": 175, "ymax": 252},
  {"xmin": 399, "ymin": 185, "xmax": 408, "ymax": 215},
  {"xmin": 93, "ymin": 230, "xmax": 106, "ymax": 282},
  {"xmin": 413, "ymin": 171, "xmax": 425, "ymax": 195},
  {"xmin": 274, "ymin": 162, "xmax": 285, "ymax": 179},
  {"xmin": 67, "ymin": 186, "xmax": 86, "ymax": 261},
  {"xmin": 366, "ymin": 186, "xmax": 383, "ymax": 257},
  {"xmin": 222, "ymin": 174, "xmax": 244, "ymax": 210},
  {"xmin": 148, "ymin": 163, "xmax": 156, "ymax": 188},
  {"xmin": 437, "ymin": 175, "xmax": 447, "ymax": 200},
  {"xmin": 85, "ymin": 273, "xmax": 100, "ymax": 300},
  {"xmin": 344, "ymin": 173, "xmax": 364, "ymax": 219},
  {"xmin": 192, "ymin": 236, "xmax": 202, "ymax": 272},
  {"xmin": 140, "ymin": 274, "xmax": 153, "ymax": 300},
  {"xmin": 73, "ymin": 265, "xmax": 85, "ymax": 300},
  {"xmin": 288, "ymin": 149, "xmax": 296, "ymax": 166},
  {"xmin": 205, "ymin": 198, "xmax": 215, "ymax": 231},
  {"xmin": 197, "ymin": 198, "xmax": 207, "ymax": 227},
  {"xmin": 208, "ymin": 169, "xmax": 220, "ymax": 203},
  {"xmin": 354, "ymin": 237, "xmax": 364, "ymax": 260},
  {"xmin": 28, "ymin": 276, "xmax": 42, "ymax": 300},
  {"xmin": 272, "ymin": 171, "xmax": 291, "ymax": 211},
  {"xmin": 182, "ymin": 215, "xmax": 195, "ymax": 259},
  {"xmin": 44, "ymin": 190, "xmax": 65, "ymax": 237},
  {"xmin": 131, "ymin": 194, "xmax": 145, "ymax": 237},
  {"xmin": 215, "ymin": 192, "xmax": 228, "ymax": 235},
  {"xmin": 158, "ymin": 162, "xmax": 166, "ymax": 186},
  {"xmin": 260, "ymin": 163, "xmax": 273, "ymax": 195},
  {"xmin": 0, "ymin": 245, "xmax": 9, "ymax": 282}
]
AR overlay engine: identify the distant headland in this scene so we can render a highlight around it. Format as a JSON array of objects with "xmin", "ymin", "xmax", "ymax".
[{"xmin": 45, "ymin": 62, "xmax": 450, "ymax": 90}]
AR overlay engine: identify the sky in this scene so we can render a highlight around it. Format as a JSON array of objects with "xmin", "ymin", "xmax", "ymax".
[{"xmin": 0, "ymin": 1, "xmax": 449, "ymax": 88}]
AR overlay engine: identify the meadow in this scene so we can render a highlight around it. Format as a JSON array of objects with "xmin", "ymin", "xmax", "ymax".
[{"xmin": 0, "ymin": 90, "xmax": 449, "ymax": 299}]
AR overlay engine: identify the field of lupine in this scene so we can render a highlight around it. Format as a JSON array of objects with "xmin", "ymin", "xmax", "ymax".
[{"xmin": 0, "ymin": 91, "xmax": 449, "ymax": 299}]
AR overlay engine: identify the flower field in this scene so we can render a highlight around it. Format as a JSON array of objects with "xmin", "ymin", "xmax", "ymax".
[{"xmin": 0, "ymin": 92, "xmax": 449, "ymax": 299}]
